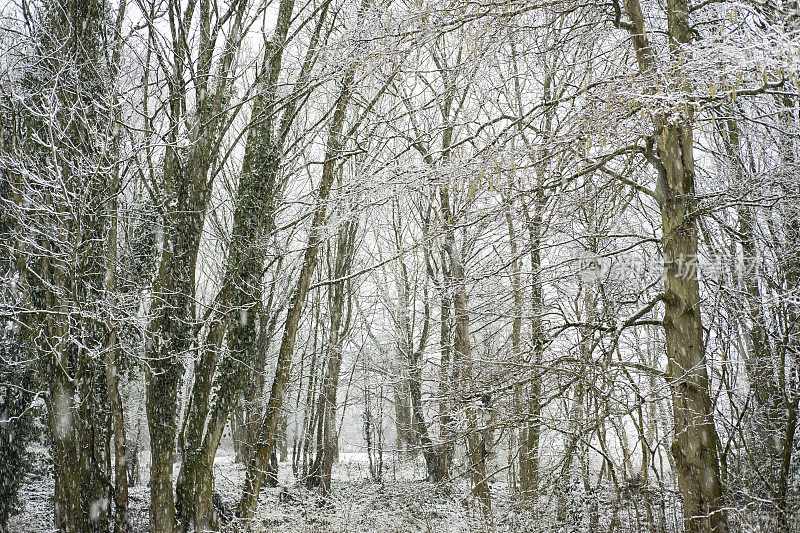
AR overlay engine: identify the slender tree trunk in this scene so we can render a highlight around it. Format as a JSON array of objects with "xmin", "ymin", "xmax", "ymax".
[
  {"xmin": 104, "ymin": 179, "xmax": 128, "ymax": 533},
  {"xmin": 392, "ymin": 258, "xmax": 414, "ymax": 455},
  {"xmin": 440, "ymin": 185, "xmax": 491, "ymax": 518},
  {"xmin": 518, "ymin": 195, "xmax": 544, "ymax": 498},
  {"xmin": 238, "ymin": 51, "xmax": 359, "ymax": 519},
  {"xmin": 314, "ymin": 218, "xmax": 358, "ymax": 494},
  {"xmin": 505, "ymin": 202, "xmax": 525, "ymax": 493},
  {"xmin": 104, "ymin": 3, "xmax": 129, "ymax": 529}
]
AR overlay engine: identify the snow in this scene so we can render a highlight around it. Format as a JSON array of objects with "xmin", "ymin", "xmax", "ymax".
[
  {"xmin": 8, "ymin": 443, "xmax": 519, "ymax": 532},
  {"xmin": 89, "ymin": 498, "xmax": 108, "ymax": 522},
  {"xmin": 52, "ymin": 392, "xmax": 71, "ymax": 442},
  {"xmin": 9, "ymin": 439, "xmax": 687, "ymax": 532}
]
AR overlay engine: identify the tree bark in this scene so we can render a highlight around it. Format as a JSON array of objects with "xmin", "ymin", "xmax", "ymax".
[
  {"xmin": 619, "ymin": 1, "xmax": 729, "ymax": 530},
  {"xmin": 440, "ymin": 185, "xmax": 492, "ymax": 517},
  {"xmin": 657, "ymin": 121, "xmax": 727, "ymax": 533},
  {"xmin": 104, "ymin": 152, "xmax": 128, "ymax": 533},
  {"xmin": 15, "ymin": 1, "xmax": 117, "ymax": 530},
  {"xmin": 104, "ymin": 3, "xmax": 129, "ymax": 529}
]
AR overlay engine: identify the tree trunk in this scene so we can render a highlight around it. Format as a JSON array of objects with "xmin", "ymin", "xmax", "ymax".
[
  {"xmin": 146, "ymin": 195, "xmax": 204, "ymax": 533},
  {"xmin": 437, "ymin": 292, "xmax": 454, "ymax": 479},
  {"xmin": 313, "ymin": 218, "xmax": 358, "ymax": 494},
  {"xmin": 518, "ymin": 195, "xmax": 545, "ymax": 498},
  {"xmin": 392, "ymin": 232, "xmax": 419, "ymax": 459},
  {"xmin": 17, "ymin": 1, "xmax": 117, "ymax": 530},
  {"xmin": 656, "ymin": 119, "xmax": 728, "ymax": 533},
  {"xmin": 104, "ymin": 4, "xmax": 129, "ymax": 529},
  {"xmin": 104, "ymin": 193, "xmax": 128, "ymax": 533},
  {"xmin": 620, "ymin": 1, "xmax": 729, "ymax": 530},
  {"xmin": 394, "ymin": 372, "xmax": 414, "ymax": 455},
  {"xmin": 238, "ymin": 50, "xmax": 358, "ymax": 519},
  {"xmin": 440, "ymin": 185, "xmax": 491, "ymax": 518}
]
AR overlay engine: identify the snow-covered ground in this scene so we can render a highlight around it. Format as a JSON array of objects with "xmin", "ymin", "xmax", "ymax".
[
  {"xmin": 10, "ymin": 446, "xmax": 519, "ymax": 532},
  {"xmin": 11, "ymin": 442, "xmax": 688, "ymax": 532}
]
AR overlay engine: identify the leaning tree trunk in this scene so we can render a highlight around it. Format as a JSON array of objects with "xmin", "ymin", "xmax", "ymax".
[
  {"xmin": 144, "ymin": 38, "xmax": 222, "ymax": 533},
  {"xmin": 238, "ymin": 51, "xmax": 359, "ymax": 519}
]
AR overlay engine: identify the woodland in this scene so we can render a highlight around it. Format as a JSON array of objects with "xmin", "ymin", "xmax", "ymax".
[{"xmin": 0, "ymin": 0, "xmax": 799, "ymax": 532}]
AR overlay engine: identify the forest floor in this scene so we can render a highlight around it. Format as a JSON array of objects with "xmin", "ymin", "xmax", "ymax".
[{"xmin": 10, "ymin": 445, "xmax": 539, "ymax": 532}]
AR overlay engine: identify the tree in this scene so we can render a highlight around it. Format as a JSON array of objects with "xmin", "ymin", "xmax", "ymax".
[
  {"xmin": 611, "ymin": 0, "xmax": 728, "ymax": 529},
  {"xmin": 239, "ymin": 1, "xmax": 367, "ymax": 515},
  {"xmin": 134, "ymin": 0, "xmax": 254, "ymax": 529},
  {"xmin": 1, "ymin": 1, "xmax": 128, "ymax": 530}
]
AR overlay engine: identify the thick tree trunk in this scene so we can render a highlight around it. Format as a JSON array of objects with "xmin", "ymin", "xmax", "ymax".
[
  {"xmin": 47, "ymin": 315, "xmax": 109, "ymax": 533},
  {"xmin": 393, "ymin": 261, "xmax": 416, "ymax": 458},
  {"xmin": 394, "ymin": 373, "xmax": 414, "ymax": 455},
  {"xmin": 146, "ymin": 200, "xmax": 203, "ymax": 533},
  {"xmin": 437, "ymin": 293, "xmax": 454, "ymax": 479},
  {"xmin": 656, "ymin": 120, "xmax": 728, "ymax": 533},
  {"xmin": 19, "ymin": 1, "xmax": 117, "ymax": 530},
  {"xmin": 620, "ymin": 1, "xmax": 729, "ymax": 530},
  {"xmin": 49, "ymin": 377, "xmax": 99, "ymax": 533}
]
